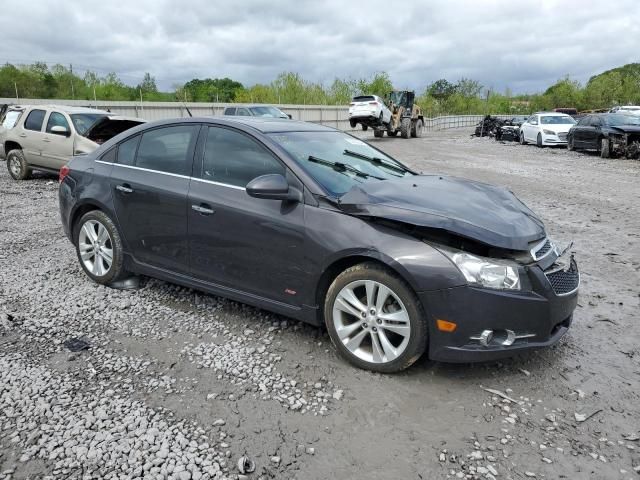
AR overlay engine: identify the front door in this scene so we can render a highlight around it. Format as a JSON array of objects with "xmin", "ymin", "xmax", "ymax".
[
  {"xmin": 20, "ymin": 108, "xmax": 50, "ymax": 167},
  {"xmin": 42, "ymin": 111, "xmax": 74, "ymax": 168},
  {"xmin": 109, "ymin": 124, "xmax": 200, "ymax": 274},
  {"xmin": 187, "ymin": 125, "xmax": 306, "ymax": 305}
]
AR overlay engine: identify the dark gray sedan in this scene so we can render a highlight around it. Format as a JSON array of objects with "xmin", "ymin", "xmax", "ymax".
[{"xmin": 59, "ymin": 117, "xmax": 579, "ymax": 372}]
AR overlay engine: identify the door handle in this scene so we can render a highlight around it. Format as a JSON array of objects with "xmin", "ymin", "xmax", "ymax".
[
  {"xmin": 116, "ymin": 184, "xmax": 134, "ymax": 194},
  {"xmin": 191, "ymin": 204, "xmax": 215, "ymax": 215}
]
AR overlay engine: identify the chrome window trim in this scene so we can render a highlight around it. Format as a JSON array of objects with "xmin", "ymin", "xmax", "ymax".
[{"xmin": 95, "ymin": 159, "xmax": 246, "ymax": 190}]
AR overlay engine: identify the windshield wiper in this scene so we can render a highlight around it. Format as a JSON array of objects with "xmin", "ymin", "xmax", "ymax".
[
  {"xmin": 308, "ymin": 156, "xmax": 385, "ymax": 180},
  {"xmin": 343, "ymin": 149, "xmax": 410, "ymax": 175}
]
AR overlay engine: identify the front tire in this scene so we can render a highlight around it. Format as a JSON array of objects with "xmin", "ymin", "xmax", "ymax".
[
  {"xmin": 373, "ymin": 129, "xmax": 384, "ymax": 138},
  {"xmin": 74, "ymin": 210, "xmax": 125, "ymax": 285},
  {"xmin": 361, "ymin": 125, "xmax": 368, "ymax": 131},
  {"xmin": 600, "ymin": 138, "xmax": 610, "ymax": 158},
  {"xmin": 537, "ymin": 133, "xmax": 543, "ymax": 148},
  {"xmin": 324, "ymin": 262, "xmax": 428, "ymax": 373},
  {"xmin": 519, "ymin": 132, "xmax": 527, "ymax": 145},
  {"xmin": 567, "ymin": 135, "xmax": 575, "ymax": 151},
  {"xmin": 6, "ymin": 149, "xmax": 31, "ymax": 180},
  {"xmin": 400, "ymin": 118, "xmax": 411, "ymax": 139}
]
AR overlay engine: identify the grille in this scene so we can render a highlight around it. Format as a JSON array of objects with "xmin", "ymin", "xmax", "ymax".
[
  {"xmin": 532, "ymin": 239, "xmax": 552, "ymax": 260},
  {"xmin": 545, "ymin": 260, "xmax": 579, "ymax": 295},
  {"xmin": 557, "ymin": 132, "xmax": 568, "ymax": 141}
]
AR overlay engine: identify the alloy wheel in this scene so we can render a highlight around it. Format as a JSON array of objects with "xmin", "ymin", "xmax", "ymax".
[
  {"xmin": 9, "ymin": 157, "xmax": 21, "ymax": 177},
  {"xmin": 78, "ymin": 219, "xmax": 114, "ymax": 277},
  {"xmin": 332, "ymin": 280, "xmax": 411, "ymax": 364}
]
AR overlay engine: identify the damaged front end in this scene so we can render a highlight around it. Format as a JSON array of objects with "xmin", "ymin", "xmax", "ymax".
[
  {"xmin": 610, "ymin": 132, "xmax": 640, "ymax": 159},
  {"xmin": 336, "ymin": 174, "xmax": 579, "ymax": 362}
]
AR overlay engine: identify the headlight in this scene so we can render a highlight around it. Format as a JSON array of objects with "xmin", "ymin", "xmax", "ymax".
[
  {"xmin": 543, "ymin": 129, "xmax": 556, "ymax": 135},
  {"xmin": 438, "ymin": 247, "xmax": 521, "ymax": 290}
]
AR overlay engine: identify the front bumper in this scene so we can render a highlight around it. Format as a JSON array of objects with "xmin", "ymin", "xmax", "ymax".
[
  {"xmin": 421, "ymin": 260, "xmax": 578, "ymax": 363},
  {"xmin": 542, "ymin": 134, "xmax": 568, "ymax": 145}
]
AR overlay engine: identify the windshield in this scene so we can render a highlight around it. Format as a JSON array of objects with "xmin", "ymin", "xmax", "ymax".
[
  {"xmin": 268, "ymin": 131, "xmax": 413, "ymax": 197},
  {"xmin": 1, "ymin": 110, "xmax": 23, "ymax": 129},
  {"xmin": 540, "ymin": 115, "xmax": 576, "ymax": 125},
  {"xmin": 70, "ymin": 113, "xmax": 106, "ymax": 135},
  {"xmin": 250, "ymin": 106, "xmax": 286, "ymax": 117},
  {"xmin": 604, "ymin": 114, "xmax": 640, "ymax": 126}
]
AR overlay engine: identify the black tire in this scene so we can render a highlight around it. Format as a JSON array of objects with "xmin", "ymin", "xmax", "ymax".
[
  {"xmin": 373, "ymin": 129, "xmax": 384, "ymax": 138},
  {"xmin": 400, "ymin": 118, "xmax": 411, "ymax": 139},
  {"xmin": 600, "ymin": 138, "xmax": 610, "ymax": 158},
  {"xmin": 387, "ymin": 130, "xmax": 398, "ymax": 137},
  {"xmin": 349, "ymin": 119, "xmax": 357, "ymax": 129},
  {"xmin": 412, "ymin": 119, "xmax": 424, "ymax": 138},
  {"xmin": 74, "ymin": 210, "xmax": 126, "ymax": 285},
  {"xmin": 519, "ymin": 131, "xmax": 527, "ymax": 145},
  {"xmin": 362, "ymin": 125, "xmax": 368, "ymax": 131},
  {"xmin": 324, "ymin": 262, "xmax": 428, "ymax": 373},
  {"xmin": 536, "ymin": 133, "xmax": 543, "ymax": 148},
  {"xmin": 567, "ymin": 135, "xmax": 575, "ymax": 151},
  {"xmin": 6, "ymin": 149, "xmax": 32, "ymax": 180}
]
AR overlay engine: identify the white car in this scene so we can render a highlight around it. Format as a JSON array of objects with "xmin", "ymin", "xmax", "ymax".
[
  {"xmin": 519, "ymin": 112, "xmax": 576, "ymax": 147},
  {"xmin": 348, "ymin": 95, "xmax": 392, "ymax": 130},
  {"xmin": 609, "ymin": 105, "xmax": 640, "ymax": 115}
]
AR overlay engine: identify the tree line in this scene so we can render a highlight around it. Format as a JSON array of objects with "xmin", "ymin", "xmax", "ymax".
[{"xmin": 1, "ymin": 61, "xmax": 639, "ymax": 116}]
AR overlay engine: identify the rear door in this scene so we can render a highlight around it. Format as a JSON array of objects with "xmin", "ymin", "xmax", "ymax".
[
  {"xmin": 109, "ymin": 124, "xmax": 200, "ymax": 273},
  {"xmin": 20, "ymin": 108, "xmax": 50, "ymax": 166},
  {"xmin": 187, "ymin": 125, "xmax": 306, "ymax": 304},
  {"xmin": 42, "ymin": 111, "xmax": 74, "ymax": 168},
  {"xmin": 586, "ymin": 116, "xmax": 602, "ymax": 149},
  {"xmin": 523, "ymin": 115, "xmax": 538, "ymax": 142},
  {"xmin": 572, "ymin": 116, "xmax": 589, "ymax": 146}
]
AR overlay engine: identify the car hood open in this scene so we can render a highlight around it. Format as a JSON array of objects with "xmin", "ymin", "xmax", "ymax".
[
  {"xmin": 84, "ymin": 116, "xmax": 146, "ymax": 144},
  {"xmin": 338, "ymin": 175, "xmax": 546, "ymax": 251}
]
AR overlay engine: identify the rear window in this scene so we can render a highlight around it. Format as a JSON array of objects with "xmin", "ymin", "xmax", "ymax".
[
  {"xmin": 224, "ymin": 108, "xmax": 236, "ymax": 116},
  {"xmin": 70, "ymin": 114, "xmax": 106, "ymax": 135},
  {"xmin": 2, "ymin": 110, "xmax": 23, "ymax": 129},
  {"xmin": 353, "ymin": 96, "xmax": 375, "ymax": 102},
  {"xmin": 117, "ymin": 135, "xmax": 140, "ymax": 166},
  {"xmin": 24, "ymin": 109, "xmax": 46, "ymax": 131}
]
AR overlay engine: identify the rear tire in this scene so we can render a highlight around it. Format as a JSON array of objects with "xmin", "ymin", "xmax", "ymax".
[
  {"xmin": 387, "ymin": 130, "xmax": 398, "ymax": 137},
  {"xmin": 536, "ymin": 133, "xmax": 543, "ymax": 148},
  {"xmin": 349, "ymin": 119, "xmax": 357, "ymax": 129},
  {"xmin": 74, "ymin": 210, "xmax": 126, "ymax": 285},
  {"xmin": 361, "ymin": 125, "xmax": 368, "ymax": 131},
  {"xmin": 6, "ymin": 149, "xmax": 31, "ymax": 180},
  {"xmin": 567, "ymin": 135, "xmax": 575, "ymax": 151},
  {"xmin": 519, "ymin": 132, "xmax": 527, "ymax": 145},
  {"xmin": 400, "ymin": 118, "xmax": 411, "ymax": 139},
  {"xmin": 324, "ymin": 262, "xmax": 428, "ymax": 373},
  {"xmin": 600, "ymin": 138, "xmax": 610, "ymax": 158},
  {"xmin": 373, "ymin": 129, "xmax": 384, "ymax": 138}
]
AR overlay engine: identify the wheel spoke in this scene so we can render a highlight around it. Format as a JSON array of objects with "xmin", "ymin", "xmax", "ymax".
[
  {"xmin": 380, "ymin": 322, "xmax": 410, "ymax": 337},
  {"xmin": 377, "ymin": 329, "xmax": 399, "ymax": 361},
  {"xmin": 100, "ymin": 247, "xmax": 113, "ymax": 265},
  {"xmin": 335, "ymin": 296, "xmax": 363, "ymax": 319},
  {"xmin": 370, "ymin": 332, "xmax": 384, "ymax": 363},
  {"xmin": 92, "ymin": 255, "xmax": 103, "ymax": 276},
  {"xmin": 97, "ymin": 224, "xmax": 109, "ymax": 245},
  {"xmin": 80, "ymin": 248, "xmax": 94, "ymax": 261},
  {"xmin": 82, "ymin": 223, "xmax": 97, "ymax": 244},
  {"xmin": 337, "ymin": 287, "xmax": 367, "ymax": 315},
  {"xmin": 378, "ymin": 309, "xmax": 410, "ymax": 324},
  {"xmin": 336, "ymin": 320, "xmax": 363, "ymax": 341},
  {"xmin": 344, "ymin": 329, "xmax": 368, "ymax": 352},
  {"xmin": 375, "ymin": 284, "xmax": 391, "ymax": 311},
  {"xmin": 364, "ymin": 280, "xmax": 376, "ymax": 309}
]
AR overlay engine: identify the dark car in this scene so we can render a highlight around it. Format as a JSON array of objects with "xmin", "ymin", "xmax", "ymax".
[
  {"xmin": 58, "ymin": 117, "xmax": 579, "ymax": 372},
  {"xmin": 568, "ymin": 113, "xmax": 640, "ymax": 158},
  {"xmin": 223, "ymin": 105, "xmax": 291, "ymax": 119}
]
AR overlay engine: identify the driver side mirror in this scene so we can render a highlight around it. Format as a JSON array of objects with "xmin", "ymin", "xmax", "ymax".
[
  {"xmin": 51, "ymin": 125, "xmax": 70, "ymax": 137},
  {"xmin": 246, "ymin": 174, "xmax": 302, "ymax": 202}
]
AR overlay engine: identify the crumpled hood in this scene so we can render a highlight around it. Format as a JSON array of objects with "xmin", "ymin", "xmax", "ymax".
[
  {"xmin": 610, "ymin": 125, "xmax": 640, "ymax": 134},
  {"xmin": 338, "ymin": 175, "xmax": 546, "ymax": 251}
]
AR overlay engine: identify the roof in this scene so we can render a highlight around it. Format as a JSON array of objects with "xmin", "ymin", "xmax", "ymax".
[
  {"xmin": 534, "ymin": 111, "xmax": 572, "ymax": 116},
  {"xmin": 21, "ymin": 104, "xmax": 110, "ymax": 115},
  {"xmin": 145, "ymin": 116, "xmax": 337, "ymax": 133}
]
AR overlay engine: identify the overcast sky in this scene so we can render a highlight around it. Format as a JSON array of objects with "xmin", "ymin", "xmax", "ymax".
[{"xmin": 2, "ymin": 0, "xmax": 639, "ymax": 94}]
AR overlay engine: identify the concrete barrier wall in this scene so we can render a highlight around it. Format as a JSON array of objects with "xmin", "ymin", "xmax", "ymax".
[{"xmin": 1, "ymin": 98, "xmax": 512, "ymax": 131}]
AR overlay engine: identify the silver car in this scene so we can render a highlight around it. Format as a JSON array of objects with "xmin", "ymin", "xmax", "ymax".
[{"xmin": 1, "ymin": 105, "xmax": 144, "ymax": 180}]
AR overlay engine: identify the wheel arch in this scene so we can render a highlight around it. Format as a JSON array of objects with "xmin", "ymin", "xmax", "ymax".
[
  {"xmin": 69, "ymin": 200, "xmax": 114, "ymax": 241},
  {"xmin": 4, "ymin": 140, "xmax": 22, "ymax": 154}
]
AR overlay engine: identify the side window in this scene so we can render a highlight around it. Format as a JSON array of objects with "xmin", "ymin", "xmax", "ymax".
[
  {"xmin": 590, "ymin": 116, "xmax": 601, "ymax": 127},
  {"xmin": 24, "ymin": 109, "xmax": 46, "ymax": 131},
  {"xmin": 529, "ymin": 115, "xmax": 538, "ymax": 125},
  {"xmin": 117, "ymin": 135, "xmax": 140, "ymax": 166},
  {"xmin": 100, "ymin": 147, "xmax": 117, "ymax": 163},
  {"xmin": 236, "ymin": 108, "xmax": 251, "ymax": 116},
  {"xmin": 46, "ymin": 112, "xmax": 70, "ymax": 133},
  {"xmin": 201, "ymin": 127, "xmax": 285, "ymax": 187},
  {"xmin": 224, "ymin": 108, "xmax": 236, "ymax": 116},
  {"xmin": 136, "ymin": 125, "xmax": 198, "ymax": 175},
  {"xmin": 577, "ymin": 116, "xmax": 589, "ymax": 126}
]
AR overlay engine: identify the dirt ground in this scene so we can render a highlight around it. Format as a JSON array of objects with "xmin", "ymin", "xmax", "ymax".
[{"xmin": 1, "ymin": 128, "xmax": 639, "ymax": 480}]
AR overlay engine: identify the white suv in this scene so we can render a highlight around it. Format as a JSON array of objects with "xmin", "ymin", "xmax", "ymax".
[
  {"xmin": 348, "ymin": 95, "xmax": 392, "ymax": 130},
  {"xmin": 1, "ymin": 105, "xmax": 144, "ymax": 180}
]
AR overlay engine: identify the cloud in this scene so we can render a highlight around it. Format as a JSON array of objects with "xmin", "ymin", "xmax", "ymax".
[{"xmin": 2, "ymin": 0, "xmax": 639, "ymax": 93}]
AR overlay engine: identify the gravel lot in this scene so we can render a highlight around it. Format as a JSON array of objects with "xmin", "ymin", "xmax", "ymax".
[{"xmin": 1, "ymin": 128, "xmax": 639, "ymax": 480}]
